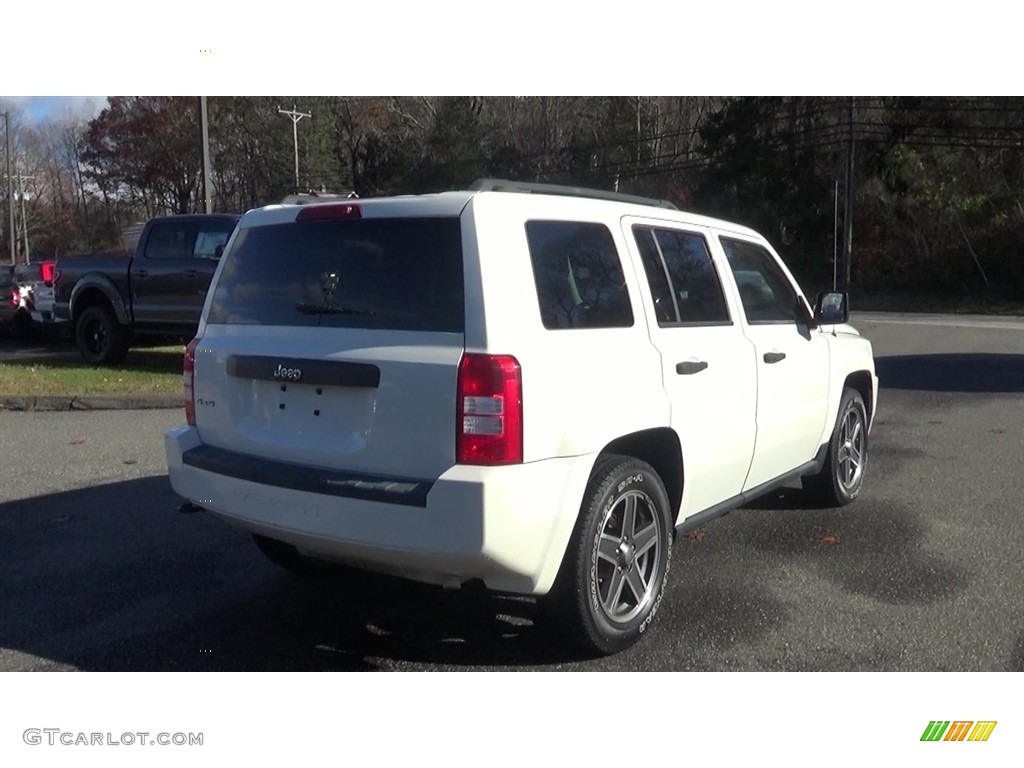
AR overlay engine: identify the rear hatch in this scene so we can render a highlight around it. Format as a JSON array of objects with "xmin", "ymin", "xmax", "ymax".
[{"xmin": 193, "ymin": 203, "xmax": 467, "ymax": 482}]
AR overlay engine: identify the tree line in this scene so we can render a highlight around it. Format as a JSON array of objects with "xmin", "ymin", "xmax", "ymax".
[{"xmin": 2, "ymin": 96, "xmax": 1021, "ymax": 301}]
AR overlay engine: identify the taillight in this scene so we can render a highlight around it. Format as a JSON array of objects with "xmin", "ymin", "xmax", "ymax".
[
  {"xmin": 40, "ymin": 261, "xmax": 55, "ymax": 285},
  {"xmin": 9, "ymin": 290, "xmax": 18, "ymax": 308},
  {"xmin": 295, "ymin": 202, "xmax": 362, "ymax": 222},
  {"xmin": 456, "ymin": 353, "xmax": 522, "ymax": 465},
  {"xmin": 184, "ymin": 337, "xmax": 199, "ymax": 426}
]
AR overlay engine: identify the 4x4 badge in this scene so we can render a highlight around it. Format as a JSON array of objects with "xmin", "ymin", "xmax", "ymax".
[{"xmin": 273, "ymin": 364, "xmax": 302, "ymax": 381}]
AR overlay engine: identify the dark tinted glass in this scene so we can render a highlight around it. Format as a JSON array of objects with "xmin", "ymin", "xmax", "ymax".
[
  {"xmin": 633, "ymin": 227, "xmax": 676, "ymax": 324},
  {"xmin": 634, "ymin": 226, "xmax": 730, "ymax": 325},
  {"xmin": 719, "ymin": 237, "xmax": 797, "ymax": 323},
  {"xmin": 525, "ymin": 221, "xmax": 633, "ymax": 329},
  {"xmin": 144, "ymin": 222, "xmax": 190, "ymax": 259},
  {"xmin": 207, "ymin": 217, "xmax": 464, "ymax": 332}
]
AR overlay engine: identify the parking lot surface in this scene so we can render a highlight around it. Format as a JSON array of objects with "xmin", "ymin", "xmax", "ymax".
[{"xmin": 1, "ymin": 313, "xmax": 1022, "ymax": 671}]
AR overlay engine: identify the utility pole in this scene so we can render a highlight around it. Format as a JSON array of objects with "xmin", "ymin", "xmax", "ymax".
[
  {"xmin": 842, "ymin": 96, "xmax": 856, "ymax": 293},
  {"xmin": 278, "ymin": 105, "xmax": 312, "ymax": 192},
  {"xmin": 3, "ymin": 111, "xmax": 13, "ymax": 266},
  {"xmin": 833, "ymin": 179, "xmax": 839, "ymax": 291},
  {"xmin": 198, "ymin": 97, "xmax": 213, "ymax": 213},
  {"xmin": 18, "ymin": 174, "xmax": 32, "ymax": 263}
]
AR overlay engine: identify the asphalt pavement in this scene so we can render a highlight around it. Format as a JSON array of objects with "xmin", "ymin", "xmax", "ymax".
[{"xmin": 0, "ymin": 313, "xmax": 1021, "ymax": 671}]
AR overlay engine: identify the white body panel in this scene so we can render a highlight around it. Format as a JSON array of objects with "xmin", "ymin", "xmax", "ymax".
[
  {"xmin": 466, "ymin": 195, "xmax": 669, "ymax": 461},
  {"xmin": 193, "ymin": 326, "xmax": 463, "ymax": 481},
  {"xmin": 166, "ymin": 424, "xmax": 596, "ymax": 594},
  {"xmin": 735, "ymin": 320, "xmax": 831, "ymax": 490},
  {"xmin": 620, "ymin": 216, "xmax": 758, "ymax": 522}
]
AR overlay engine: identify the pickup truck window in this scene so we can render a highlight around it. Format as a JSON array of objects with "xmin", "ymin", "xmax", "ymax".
[
  {"xmin": 633, "ymin": 226, "xmax": 730, "ymax": 326},
  {"xmin": 194, "ymin": 230, "xmax": 231, "ymax": 259},
  {"xmin": 719, "ymin": 237, "xmax": 798, "ymax": 324},
  {"xmin": 144, "ymin": 222, "xmax": 191, "ymax": 260},
  {"xmin": 526, "ymin": 221, "xmax": 633, "ymax": 330}
]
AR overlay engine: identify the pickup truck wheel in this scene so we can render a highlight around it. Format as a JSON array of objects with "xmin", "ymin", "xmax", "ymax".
[
  {"xmin": 75, "ymin": 305, "xmax": 129, "ymax": 365},
  {"xmin": 548, "ymin": 454, "xmax": 673, "ymax": 656},
  {"xmin": 803, "ymin": 387, "xmax": 868, "ymax": 507}
]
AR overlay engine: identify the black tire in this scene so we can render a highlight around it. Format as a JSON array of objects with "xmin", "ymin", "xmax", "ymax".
[
  {"xmin": 547, "ymin": 454, "xmax": 673, "ymax": 655},
  {"xmin": 252, "ymin": 534, "xmax": 330, "ymax": 577},
  {"xmin": 803, "ymin": 387, "xmax": 869, "ymax": 507},
  {"xmin": 75, "ymin": 304, "xmax": 129, "ymax": 365}
]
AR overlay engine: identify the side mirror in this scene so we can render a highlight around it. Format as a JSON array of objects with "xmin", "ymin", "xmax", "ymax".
[{"xmin": 815, "ymin": 291, "xmax": 849, "ymax": 325}]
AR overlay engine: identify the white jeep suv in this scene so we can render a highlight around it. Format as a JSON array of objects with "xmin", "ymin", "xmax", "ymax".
[{"xmin": 165, "ymin": 180, "xmax": 878, "ymax": 655}]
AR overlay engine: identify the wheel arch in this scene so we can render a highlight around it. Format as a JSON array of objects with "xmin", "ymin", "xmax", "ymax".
[
  {"xmin": 600, "ymin": 427, "xmax": 684, "ymax": 523},
  {"xmin": 70, "ymin": 276, "xmax": 129, "ymax": 325},
  {"xmin": 844, "ymin": 370, "xmax": 874, "ymax": 423}
]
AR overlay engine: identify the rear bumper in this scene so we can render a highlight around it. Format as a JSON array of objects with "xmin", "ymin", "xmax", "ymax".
[{"xmin": 164, "ymin": 425, "xmax": 596, "ymax": 594}]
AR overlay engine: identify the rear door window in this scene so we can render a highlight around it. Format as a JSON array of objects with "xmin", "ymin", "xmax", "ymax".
[
  {"xmin": 207, "ymin": 217, "xmax": 464, "ymax": 332},
  {"xmin": 143, "ymin": 222, "xmax": 191, "ymax": 260},
  {"xmin": 633, "ymin": 226, "xmax": 731, "ymax": 325},
  {"xmin": 525, "ymin": 220, "xmax": 633, "ymax": 329}
]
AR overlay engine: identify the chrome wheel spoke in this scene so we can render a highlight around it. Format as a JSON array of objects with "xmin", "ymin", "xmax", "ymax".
[
  {"xmin": 625, "ymin": 566, "xmax": 647, "ymax": 604},
  {"xmin": 633, "ymin": 520, "xmax": 659, "ymax": 558},
  {"xmin": 603, "ymin": 567, "xmax": 626, "ymax": 613},
  {"xmin": 598, "ymin": 533, "xmax": 620, "ymax": 564},
  {"xmin": 621, "ymin": 495, "xmax": 638, "ymax": 538}
]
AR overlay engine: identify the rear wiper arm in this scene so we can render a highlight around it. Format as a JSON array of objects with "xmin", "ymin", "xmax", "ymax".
[{"xmin": 295, "ymin": 303, "xmax": 375, "ymax": 316}]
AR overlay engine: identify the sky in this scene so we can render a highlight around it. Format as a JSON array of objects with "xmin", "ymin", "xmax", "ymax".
[{"xmin": 0, "ymin": 96, "xmax": 107, "ymax": 124}]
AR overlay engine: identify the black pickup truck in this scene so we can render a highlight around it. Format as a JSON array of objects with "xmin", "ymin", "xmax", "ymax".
[{"xmin": 54, "ymin": 214, "xmax": 240, "ymax": 363}]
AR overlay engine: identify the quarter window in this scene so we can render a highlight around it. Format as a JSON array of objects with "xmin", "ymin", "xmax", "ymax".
[{"xmin": 525, "ymin": 221, "xmax": 633, "ymax": 329}]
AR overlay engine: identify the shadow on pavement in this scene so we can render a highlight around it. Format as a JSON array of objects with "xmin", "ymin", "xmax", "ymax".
[
  {"xmin": 875, "ymin": 353, "xmax": 1024, "ymax": 393},
  {"xmin": 0, "ymin": 477, "xmax": 580, "ymax": 671},
  {"xmin": 1, "ymin": 476, "xmax": 810, "ymax": 671}
]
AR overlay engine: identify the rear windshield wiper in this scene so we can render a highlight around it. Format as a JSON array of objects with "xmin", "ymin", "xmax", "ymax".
[{"xmin": 295, "ymin": 303, "xmax": 375, "ymax": 316}]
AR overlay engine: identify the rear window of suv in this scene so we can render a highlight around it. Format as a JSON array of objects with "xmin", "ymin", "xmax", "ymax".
[{"xmin": 207, "ymin": 217, "xmax": 464, "ymax": 332}]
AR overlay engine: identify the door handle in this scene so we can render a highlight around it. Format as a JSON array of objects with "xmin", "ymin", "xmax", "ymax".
[
  {"xmin": 676, "ymin": 360, "xmax": 709, "ymax": 375},
  {"xmin": 763, "ymin": 351, "xmax": 786, "ymax": 364},
  {"xmin": 134, "ymin": 269, "xmax": 148, "ymax": 278},
  {"xmin": 184, "ymin": 269, "xmax": 198, "ymax": 278}
]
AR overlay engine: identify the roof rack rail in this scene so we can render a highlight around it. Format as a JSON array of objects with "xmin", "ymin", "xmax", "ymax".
[{"xmin": 469, "ymin": 178, "xmax": 678, "ymax": 211}]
